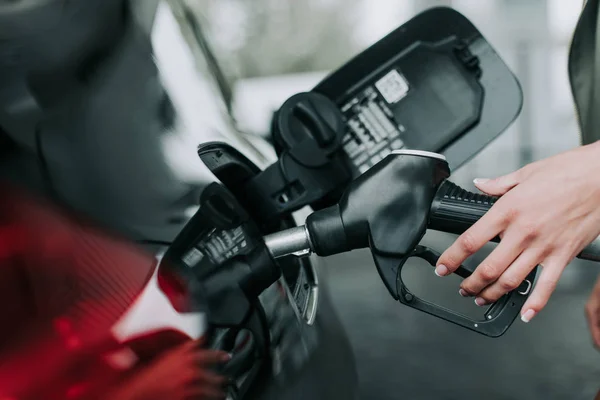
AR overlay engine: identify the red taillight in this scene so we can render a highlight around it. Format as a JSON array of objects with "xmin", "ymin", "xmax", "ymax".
[
  {"xmin": 65, "ymin": 383, "xmax": 87, "ymax": 399},
  {"xmin": 53, "ymin": 317, "xmax": 82, "ymax": 350}
]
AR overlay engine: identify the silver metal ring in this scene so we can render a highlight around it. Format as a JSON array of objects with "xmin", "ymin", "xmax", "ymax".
[
  {"xmin": 390, "ymin": 149, "xmax": 447, "ymax": 161},
  {"xmin": 518, "ymin": 279, "xmax": 532, "ymax": 296}
]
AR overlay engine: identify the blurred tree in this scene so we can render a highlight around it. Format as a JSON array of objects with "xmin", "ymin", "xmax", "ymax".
[{"xmin": 178, "ymin": 0, "xmax": 362, "ymax": 79}]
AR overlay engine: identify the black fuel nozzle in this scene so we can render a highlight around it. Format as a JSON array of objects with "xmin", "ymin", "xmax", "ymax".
[
  {"xmin": 305, "ymin": 149, "xmax": 450, "ymax": 258},
  {"xmin": 301, "ymin": 150, "xmax": 532, "ymax": 337},
  {"xmin": 263, "ymin": 150, "xmax": 600, "ymax": 336}
]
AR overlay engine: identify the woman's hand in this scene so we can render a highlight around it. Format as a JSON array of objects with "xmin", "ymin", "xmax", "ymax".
[{"xmin": 436, "ymin": 141, "xmax": 600, "ymax": 322}]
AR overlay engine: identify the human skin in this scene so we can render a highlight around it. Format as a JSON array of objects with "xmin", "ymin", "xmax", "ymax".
[{"xmin": 434, "ymin": 140, "xmax": 600, "ymax": 323}]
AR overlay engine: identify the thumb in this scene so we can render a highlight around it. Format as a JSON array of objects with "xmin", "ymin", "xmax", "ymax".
[{"xmin": 473, "ymin": 170, "xmax": 522, "ymax": 196}]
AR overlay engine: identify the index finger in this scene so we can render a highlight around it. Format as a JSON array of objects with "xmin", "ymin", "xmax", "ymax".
[{"xmin": 435, "ymin": 204, "xmax": 508, "ymax": 276}]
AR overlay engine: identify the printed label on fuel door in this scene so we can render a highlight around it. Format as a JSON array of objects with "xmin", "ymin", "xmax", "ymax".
[{"xmin": 375, "ymin": 69, "xmax": 409, "ymax": 104}]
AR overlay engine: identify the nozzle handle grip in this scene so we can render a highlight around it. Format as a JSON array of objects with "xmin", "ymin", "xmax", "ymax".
[
  {"xmin": 429, "ymin": 180, "xmax": 498, "ymax": 236},
  {"xmin": 429, "ymin": 180, "xmax": 600, "ymax": 262}
]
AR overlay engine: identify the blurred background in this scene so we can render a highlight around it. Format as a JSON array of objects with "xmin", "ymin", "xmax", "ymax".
[
  {"xmin": 170, "ymin": 0, "xmax": 584, "ymax": 180},
  {"xmin": 152, "ymin": 1, "xmax": 600, "ymax": 399}
]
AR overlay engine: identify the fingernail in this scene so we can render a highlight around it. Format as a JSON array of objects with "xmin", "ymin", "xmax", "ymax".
[
  {"xmin": 473, "ymin": 178, "xmax": 490, "ymax": 185},
  {"xmin": 435, "ymin": 264, "xmax": 449, "ymax": 277},
  {"xmin": 223, "ymin": 353, "xmax": 233, "ymax": 361},
  {"xmin": 474, "ymin": 297, "xmax": 487, "ymax": 307},
  {"xmin": 459, "ymin": 289, "xmax": 469, "ymax": 297},
  {"xmin": 521, "ymin": 309, "xmax": 536, "ymax": 323}
]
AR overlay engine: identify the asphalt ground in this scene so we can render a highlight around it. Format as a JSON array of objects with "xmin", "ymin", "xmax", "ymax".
[{"xmin": 323, "ymin": 230, "xmax": 600, "ymax": 400}]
